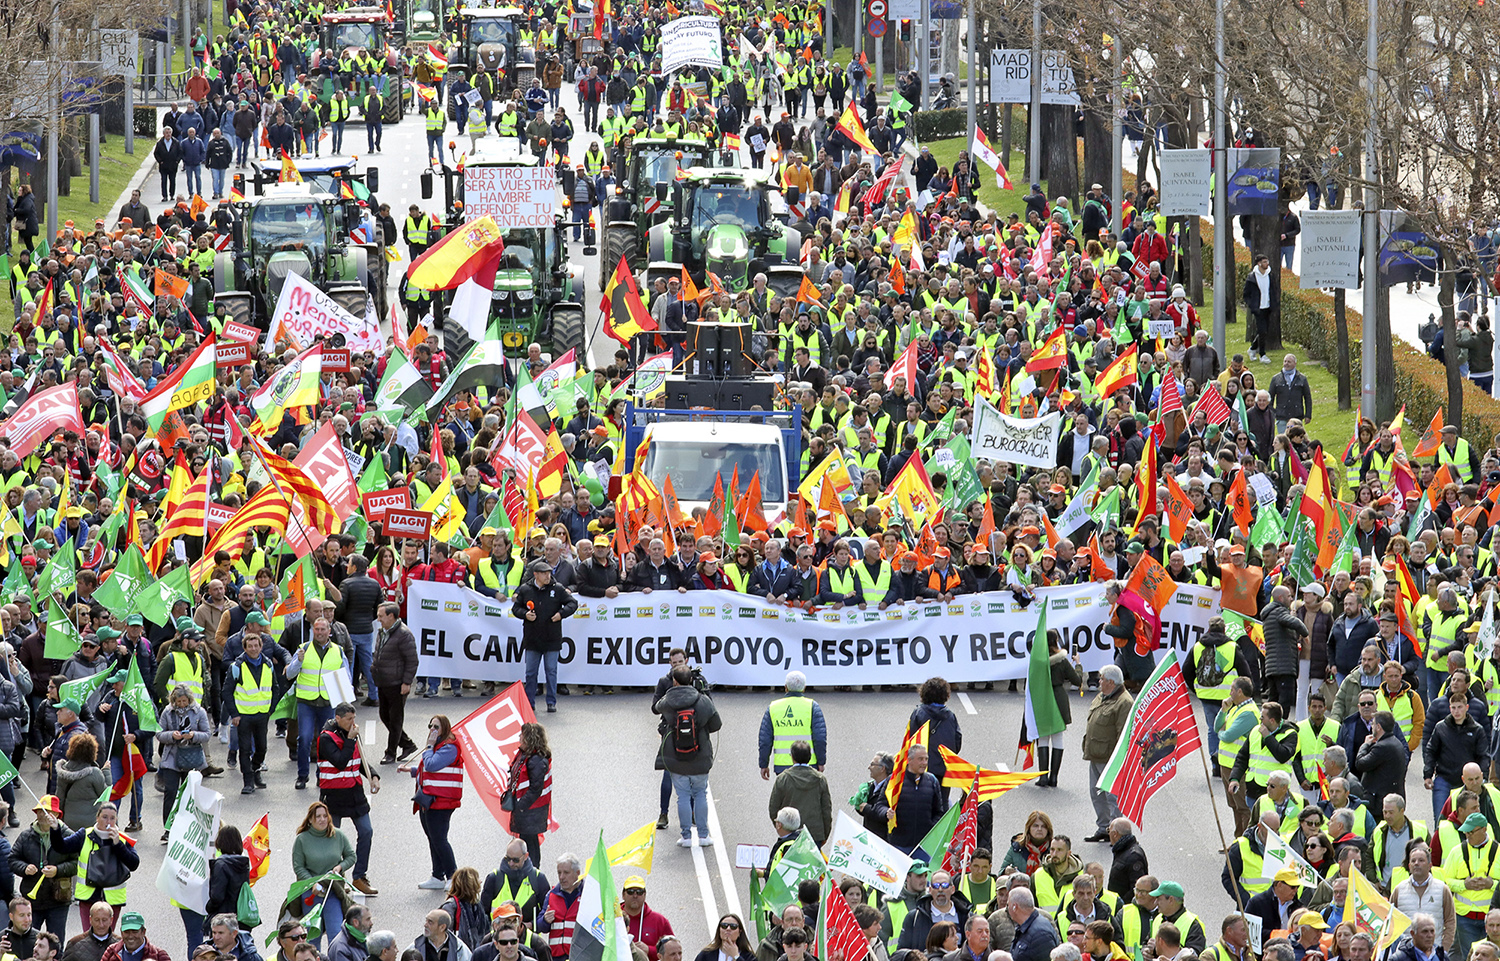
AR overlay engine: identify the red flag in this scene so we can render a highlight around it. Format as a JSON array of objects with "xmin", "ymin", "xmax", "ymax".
[
  {"xmin": 1094, "ymin": 654, "xmax": 1201, "ymax": 828},
  {"xmin": 451, "ymin": 683, "xmax": 560, "ymax": 836},
  {"xmin": 940, "ymin": 774, "xmax": 982, "ymax": 876},
  {"xmin": 821, "ymin": 884, "xmax": 871, "ymax": 961},
  {"xmin": 1157, "ymin": 369, "xmax": 1183, "ymax": 416},
  {"xmin": 111, "ymin": 739, "xmax": 148, "ymax": 801}
]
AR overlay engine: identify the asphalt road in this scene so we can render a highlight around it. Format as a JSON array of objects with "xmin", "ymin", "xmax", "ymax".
[{"xmin": 102, "ymin": 680, "xmax": 1275, "ymax": 959}]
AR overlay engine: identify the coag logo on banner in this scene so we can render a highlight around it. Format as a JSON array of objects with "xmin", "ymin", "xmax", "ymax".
[
  {"xmin": 821, "ymin": 612, "xmax": 840, "ymax": 623},
  {"xmin": 576, "ymin": 607, "xmax": 591, "ymax": 620},
  {"xmin": 699, "ymin": 606, "xmax": 716, "ymax": 618},
  {"xmin": 886, "ymin": 609, "xmax": 905, "ymax": 621},
  {"xmin": 636, "ymin": 606, "xmax": 652, "ymax": 618},
  {"xmin": 444, "ymin": 601, "xmax": 463, "ymax": 613},
  {"xmin": 1197, "ymin": 595, "xmax": 1214, "ymax": 608},
  {"xmin": 762, "ymin": 609, "xmax": 780, "ymax": 620},
  {"xmin": 947, "ymin": 604, "xmax": 964, "ymax": 616},
  {"xmin": 1075, "ymin": 596, "xmax": 1095, "ymax": 608}
]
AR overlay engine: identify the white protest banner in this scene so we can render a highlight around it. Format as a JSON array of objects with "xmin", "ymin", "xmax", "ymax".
[
  {"xmin": 464, "ymin": 166, "xmax": 558, "ymax": 227},
  {"xmin": 825, "ymin": 811, "xmax": 914, "ymax": 897},
  {"xmin": 155, "ymin": 771, "xmax": 222, "ymax": 912},
  {"xmin": 970, "ymin": 398, "xmax": 1061, "ymax": 470},
  {"xmin": 412, "ymin": 581, "xmax": 1219, "ymax": 685},
  {"xmin": 987, "ymin": 49, "xmax": 1079, "ymax": 105},
  {"xmin": 1158, "ymin": 149, "xmax": 1212, "ymax": 217},
  {"xmin": 1299, "ymin": 210, "xmax": 1363, "ymax": 289},
  {"xmin": 661, "ymin": 16, "xmax": 724, "ymax": 75},
  {"xmin": 270, "ymin": 272, "xmax": 381, "ymax": 354}
]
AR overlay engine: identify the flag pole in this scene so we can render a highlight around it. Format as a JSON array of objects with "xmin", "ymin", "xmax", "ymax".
[{"xmin": 1194, "ymin": 737, "xmax": 1241, "ymax": 910}]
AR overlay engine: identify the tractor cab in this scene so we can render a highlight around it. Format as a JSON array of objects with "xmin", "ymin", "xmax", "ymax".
[
  {"xmin": 646, "ymin": 167, "xmax": 801, "ymax": 292},
  {"xmin": 450, "ymin": 7, "xmax": 533, "ymax": 94}
]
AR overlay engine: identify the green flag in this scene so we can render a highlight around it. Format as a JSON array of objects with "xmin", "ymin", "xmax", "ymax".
[
  {"xmin": 1023, "ymin": 601, "xmax": 1065, "ymax": 738},
  {"xmin": 122, "ymin": 656, "xmax": 161, "ymax": 732},
  {"xmin": 889, "ymin": 90, "xmax": 913, "ymax": 114},
  {"xmin": 723, "ymin": 485, "xmax": 741, "ymax": 549},
  {"xmin": 936, "ymin": 436, "xmax": 983, "ymax": 513},
  {"xmin": 1250, "ymin": 507, "xmax": 1283, "ymax": 554},
  {"xmin": 912, "ymin": 794, "xmax": 964, "ymax": 863},
  {"xmin": 0, "ymin": 749, "xmax": 22, "ymax": 791},
  {"xmin": 1285, "ymin": 514, "xmax": 1318, "ymax": 586},
  {"xmin": 1222, "ymin": 609, "xmax": 1264, "ymax": 651},
  {"xmin": 43, "ymin": 597, "xmax": 83, "ymax": 660},
  {"xmin": 3, "ymin": 562, "xmax": 27, "ymax": 601},
  {"xmin": 1330, "ymin": 520, "xmax": 1359, "ymax": 576},
  {"xmin": 1090, "ymin": 486, "xmax": 1122, "ymax": 530},
  {"xmin": 356, "ymin": 452, "xmax": 389, "ymax": 495},
  {"xmin": 57, "ymin": 670, "xmax": 109, "ymax": 708},
  {"xmin": 93, "ymin": 544, "xmax": 151, "ymax": 614},
  {"xmin": 36, "ymin": 544, "xmax": 76, "ymax": 600},
  {"xmin": 571, "ymin": 831, "xmax": 628, "ymax": 961},
  {"xmin": 269, "ymin": 691, "xmax": 299, "ymax": 723},
  {"xmin": 759, "ymin": 829, "xmax": 826, "ymax": 915},
  {"xmin": 136, "ymin": 563, "xmax": 195, "ymax": 627},
  {"xmin": 486, "ymin": 475, "xmax": 511, "ymax": 532}
]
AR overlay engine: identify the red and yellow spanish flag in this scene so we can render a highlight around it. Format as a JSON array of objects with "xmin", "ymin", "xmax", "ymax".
[
  {"xmin": 407, "ymin": 215, "xmax": 505, "ymax": 290},
  {"xmin": 1026, "ymin": 326, "xmax": 1067, "ymax": 371},
  {"xmin": 1096, "ymin": 344, "xmax": 1139, "ymax": 397},
  {"xmin": 835, "ymin": 102, "xmax": 878, "ymax": 155}
]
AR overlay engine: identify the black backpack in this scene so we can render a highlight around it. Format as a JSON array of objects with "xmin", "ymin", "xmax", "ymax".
[{"xmin": 671, "ymin": 705, "xmax": 699, "ymax": 758}]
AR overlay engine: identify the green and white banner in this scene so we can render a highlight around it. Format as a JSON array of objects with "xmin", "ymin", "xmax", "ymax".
[{"xmin": 410, "ymin": 580, "xmax": 1221, "ymax": 685}]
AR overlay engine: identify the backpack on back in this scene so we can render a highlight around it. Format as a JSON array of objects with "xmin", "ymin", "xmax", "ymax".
[{"xmin": 670, "ymin": 705, "xmax": 699, "ymax": 758}]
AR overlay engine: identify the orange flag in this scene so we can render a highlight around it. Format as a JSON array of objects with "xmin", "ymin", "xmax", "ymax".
[
  {"xmin": 973, "ymin": 497, "xmax": 996, "ymax": 554},
  {"xmin": 797, "ymin": 276, "xmax": 822, "ymax": 304},
  {"xmin": 1125, "ymin": 552, "xmax": 1176, "ymax": 618},
  {"xmin": 1411, "ymin": 408, "xmax": 1443, "ymax": 459},
  {"xmin": 818, "ymin": 474, "xmax": 845, "ymax": 523},
  {"xmin": 702, "ymin": 473, "xmax": 725, "ymax": 537},
  {"xmin": 1427, "ymin": 463, "xmax": 1454, "ymax": 508},
  {"xmin": 153, "ymin": 268, "xmax": 190, "ymax": 300},
  {"xmin": 1227, "ymin": 470, "xmax": 1254, "ymax": 535},
  {"xmin": 736, "ymin": 471, "xmax": 768, "ymax": 533},
  {"xmin": 680, "ymin": 266, "xmax": 700, "ymax": 303},
  {"xmin": 1162, "ymin": 468, "xmax": 1193, "ymax": 543},
  {"xmin": 889, "ymin": 256, "xmax": 907, "ymax": 295},
  {"xmin": 1039, "ymin": 509, "xmax": 1060, "ymax": 549}
]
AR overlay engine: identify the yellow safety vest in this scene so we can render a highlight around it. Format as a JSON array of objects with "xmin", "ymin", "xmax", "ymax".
[
  {"xmin": 234, "ymin": 660, "xmax": 274, "ymax": 715},
  {"xmin": 1245, "ymin": 726, "xmax": 1296, "ymax": 787},
  {"xmin": 1231, "ymin": 835, "xmax": 1270, "ymax": 896},
  {"xmin": 295, "ymin": 643, "xmax": 344, "ymax": 702},
  {"xmin": 1445, "ymin": 839, "xmax": 1500, "ymax": 916},
  {"xmin": 1376, "ymin": 685, "xmax": 1417, "ymax": 736},
  {"xmin": 1118, "ymin": 904, "xmax": 1155, "ymax": 951},
  {"xmin": 1191, "ymin": 640, "xmax": 1238, "ymax": 701},
  {"xmin": 75, "ymin": 833, "xmax": 130, "ymax": 904},
  {"xmin": 1296, "ymin": 716, "xmax": 1338, "ymax": 768},
  {"xmin": 1216, "ymin": 699, "xmax": 1257, "ymax": 770},
  {"xmin": 855, "ymin": 560, "xmax": 891, "ymax": 600},
  {"xmin": 1438, "ymin": 439, "xmax": 1475, "ymax": 484},
  {"xmin": 767, "ymin": 695, "xmax": 815, "ymax": 767},
  {"xmin": 171, "ymin": 651, "xmax": 204, "ymax": 702}
]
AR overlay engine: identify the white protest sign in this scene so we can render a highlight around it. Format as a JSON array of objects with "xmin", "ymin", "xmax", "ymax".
[
  {"xmin": 987, "ymin": 49, "xmax": 1079, "ymax": 105},
  {"xmin": 661, "ymin": 17, "xmax": 724, "ymax": 75},
  {"xmin": 1147, "ymin": 318, "xmax": 1177, "ymax": 340},
  {"xmin": 463, "ymin": 166, "xmax": 558, "ymax": 227},
  {"xmin": 1299, "ymin": 210, "xmax": 1362, "ymax": 289},
  {"xmin": 270, "ymin": 272, "xmax": 380, "ymax": 353},
  {"xmin": 1249, "ymin": 473, "xmax": 1278, "ymax": 505},
  {"xmin": 825, "ymin": 811, "xmax": 914, "ymax": 897},
  {"xmin": 1158, "ymin": 148, "xmax": 1211, "ymax": 216},
  {"xmin": 155, "ymin": 771, "xmax": 222, "ymax": 912},
  {"xmin": 970, "ymin": 397, "xmax": 1061, "ymax": 470}
]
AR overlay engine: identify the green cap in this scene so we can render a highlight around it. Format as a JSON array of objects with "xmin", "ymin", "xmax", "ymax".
[
  {"xmin": 174, "ymin": 615, "xmax": 197, "ymax": 633},
  {"xmin": 1149, "ymin": 881, "xmax": 1184, "ymax": 899},
  {"xmin": 1462, "ymin": 812, "xmax": 1490, "ymax": 833},
  {"xmin": 106, "ymin": 670, "xmax": 129, "ymax": 684},
  {"xmin": 908, "ymin": 862, "xmax": 930, "ymax": 876},
  {"xmin": 119, "ymin": 912, "xmax": 146, "ymax": 932},
  {"xmin": 56, "ymin": 699, "xmax": 82, "ymax": 716},
  {"xmin": 95, "ymin": 626, "xmax": 121, "ymax": 642},
  {"xmin": 245, "ymin": 612, "xmax": 270, "ymax": 626},
  {"xmin": 125, "ymin": 614, "xmax": 144, "ymax": 626}
]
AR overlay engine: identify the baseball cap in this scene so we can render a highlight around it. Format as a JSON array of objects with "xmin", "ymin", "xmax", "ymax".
[
  {"xmin": 175, "ymin": 615, "xmax": 197, "ymax": 633},
  {"xmin": 95, "ymin": 626, "xmax": 121, "ymax": 642},
  {"xmin": 1271, "ymin": 867, "xmax": 1302, "ymax": 886},
  {"xmin": 246, "ymin": 612, "xmax": 270, "ymax": 626},
  {"xmin": 1149, "ymin": 881, "xmax": 1184, "ymax": 899},
  {"xmin": 623, "ymin": 876, "xmax": 647, "ymax": 892},
  {"xmin": 120, "ymin": 913, "xmax": 146, "ymax": 932},
  {"xmin": 1462, "ymin": 812, "xmax": 1490, "ymax": 833},
  {"xmin": 593, "ymin": 535, "xmax": 611, "ymax": 548},
  {"xmin": 57, "ymin": 699, "xmax": 82, "ymax": 716}
]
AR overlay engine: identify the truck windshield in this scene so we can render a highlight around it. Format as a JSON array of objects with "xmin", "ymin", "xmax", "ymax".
[
  {"xmin": 328, "ymin": 22, "xmax": 381, "ymax": 51},
  {"xmin": 643, "ymin": 440, "xmax": 786, "ymax": 502},
  {"xmin": 498, "ymin": 227, "xmax": 541, "ymax": 278},
  {"xmin": 248, "ymin": 202, "xmax": 328, "ymax": 257},
  {"xmin": 470, "ymin": 19, "xmax": 515, "ymax": 44}
]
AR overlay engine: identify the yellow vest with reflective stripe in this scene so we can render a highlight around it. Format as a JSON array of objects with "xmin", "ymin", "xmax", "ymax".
[
  {"xmin": 1424, "ymin": 607, "xmax": 1467, "ymax": 670},
  {"xmin": 725, "ymin": 564, "xmax": 749, "ymax": 593},
  {"xmin": 1231, "ymin": 835, "xmax": 1270, "ymax": 896},
  {"xmin": 1438, "ymin": 439, "xmax": 1475, "ymax": 484},
  {"xmin": 1296, "ymin": 716, "xmax": 1338, "ymax": 767},
  {"xmin": 75, "ymin": 833, "xmax": 129, "ymax": 903},
  {"xmin": 1119, "ymin": 904, "xmax": 1154, "ymax": 951},
  {"xmin": 478, "ymin": 557, "xmax": 523, "ymax": 592},
  {"xmin": 824, "ymin": 565, "xmax": 857, "ymax": 598},
  {"xmin": 234, "ymin": 661, "xmax": 274, "ymax": 714},
  {"xmin": 1216, "ymin": 699, "xmax": 1257, "ymax": 769},
  {"xmin": 406, "ymin": 216, "xmax": 430, "ymax": 244},
  {"xmin": 295, "ymin": 642, "xmax": 344, "ymax": 702},
  {"xmin": 855, "ymin": 560, "xmax": 891, "ymax": 599},
  {"xmin": 1444, "ymin": 839, "xmax": 1500, "ymax": 916},
  {"xmin": 768, "ymin": 695, "xmax": 815, "ymax": 767},
  {"xmin": 1032, "ymin": 870, "xmax": 1073, "ymax": 914},
  {"xmin": 1376, "ymin": 685, "xmax": 1417, "ymax": 735},
  {"xmin": 1245, "ymin": 725, "xmax": 1295, "ymax": 787},
  {"xmin": 171, "ymin": 651, "xmax": 204, "ymax": 702},
  {"xmin": 1191, "ymin": 640, "xmax": 1237, "ymax": 701}
]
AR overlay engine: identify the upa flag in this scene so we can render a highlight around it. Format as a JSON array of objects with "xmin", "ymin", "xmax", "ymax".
[
  {"xmin": 570, "ymin": 832, "xmax": 632, "ymax": 961},
  {"xmin": 835, "ymin": 103, "xmax": 877, "ymax": 155},
  {"xmin": 1021, "ymin": 603, "xmax": 1065, "ymax": 753},
  {"xmin": 1263, "ymin": 826, "xmax": 1321, "ymax": 890},
  {"xmin": 600, "ymin": 820, "xmax": 656, "ymax": 872},
  {"xmin": 1093, "ymin": 650, "xmax": 1200, "ymax": 827},
  {"xmin": 759, "ymin": 829, "xmax": 826, "ymax": 914},
  {"xmin": 970, "ymin": 127, "xmax": 1012, "ymax": 189}
]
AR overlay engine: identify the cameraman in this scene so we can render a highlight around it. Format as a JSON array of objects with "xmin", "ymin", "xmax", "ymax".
[
  {"xmin": 1456, "ymin": 312, "xmax": 1496, "ymax": 397},
  {"xmin": 651, "ymin": 649, "xmax": 708, "ymax": 831}
]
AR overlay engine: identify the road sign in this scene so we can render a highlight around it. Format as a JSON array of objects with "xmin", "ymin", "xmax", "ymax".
[
  {"xmin": 99, "ymin": 29, "xmax": 138, "ymax": 78},
  {"xmin": 867, "ymin": 17, "xmax": 887, "ymax": 37},
  {"xmin": 866, "ymin": 0, "xmax": 887, "ymax": 17}
]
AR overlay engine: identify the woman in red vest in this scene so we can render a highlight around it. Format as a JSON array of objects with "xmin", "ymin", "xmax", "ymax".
[
  {"xmin": 401, "ymin": 714, "xmax": 463, "ymax": 891},
  {"xmin": 506, "ymin": 723, "xmax": 553, "ymax": 869}
]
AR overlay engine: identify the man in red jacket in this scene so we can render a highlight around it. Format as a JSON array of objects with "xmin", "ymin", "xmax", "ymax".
[
  {"xmin": 1131, "ymin": 222, "xmax": 1170, "ymax": 271},
  {"xmin": 619, "ymin": 877, "xmax": 674, "ymax": 961}
]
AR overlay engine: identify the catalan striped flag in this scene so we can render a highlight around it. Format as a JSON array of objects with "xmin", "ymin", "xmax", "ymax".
[{"xmin": 253, "ymin": 441, "xmax": 340, "ymax": 535}]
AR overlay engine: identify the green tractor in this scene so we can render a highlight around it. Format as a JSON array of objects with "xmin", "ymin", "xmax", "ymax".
[
  {"xmin": 212, "ymin": 182, "xmax": 382, "ymax": 331},
  {"xmin": 445, "ymin": 7, "xmax": 535, "ymax": 117},
  {"xmin": 598, "ymin": 136, "xmax": 716, "ymax": 289},
  {"xmin": 645, "ymin": 167, "xmax": 805, "ymax": 295},
  {"xmin": 400, "ymin": 0, "xmax": 446, "ymax": 45},
  {"xmin": 421, "ymin": 141, "xmax": 586, "ymax": 358},
  {"xmin": 309, "ymin": 7, "xmax": 406, "ymax": 124}
]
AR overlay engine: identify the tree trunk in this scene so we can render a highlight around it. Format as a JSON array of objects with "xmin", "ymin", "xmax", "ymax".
[
  {"xmin": 1334, "ymin": 288, "xmax": 1351, "ymax": 410},
  {"xmin": 1376, "ymin": 285, "xmax": 1396, "ymax": 421},
  {"xmin": 1041, "ymin": 103, "xmax": 1077, "ymax": 208},
  {"xmin": 1440, "ymin": 260, "xmax": 1463, "ymax": 429},
  {"xmin": 1081, "ymin": 108, "xmax": 1110, "ymax": 211},
  {"xmin": 1001, "ymin": 103, "xmax": 1013, "ymax": 169}
]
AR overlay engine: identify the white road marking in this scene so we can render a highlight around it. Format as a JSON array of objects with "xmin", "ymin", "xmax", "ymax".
[
  {"xmin": 706, "ymin": 787, "xmax": 742, "ymax": 919},
  {"xmin": 689, "ymin": 831, "xmax": 721, "ymax": 934},
  {"xmin": 957, "ymin": 692, "xmax": 977, "ymax": 715}
]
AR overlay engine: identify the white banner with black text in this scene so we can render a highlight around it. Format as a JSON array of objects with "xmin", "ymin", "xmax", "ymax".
[{"xmin": 411, "ymin": 581, "xmax": 1222, "ymax": 685}]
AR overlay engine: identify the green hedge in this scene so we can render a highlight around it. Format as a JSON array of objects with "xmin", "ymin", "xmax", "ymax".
[
  {"xmin": 1235, "ymin": 250, "xmax": 1500, "ymax": 447},
  {"xmin": 911, "ymin": 108, "xmax": 969, "ymax": 142}
]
